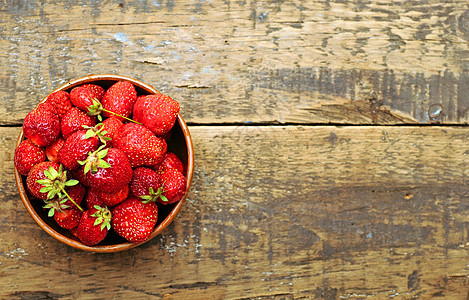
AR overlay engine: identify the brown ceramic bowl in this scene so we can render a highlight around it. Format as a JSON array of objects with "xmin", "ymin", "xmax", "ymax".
[{"xmin": 14, "ymin": 74, "xmax": 194, "ymax": 253}]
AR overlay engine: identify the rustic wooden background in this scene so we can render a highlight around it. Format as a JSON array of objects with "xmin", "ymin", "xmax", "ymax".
[{"xmin": 1, "ymin": 0, "xmax": 468, "ymax": 299}]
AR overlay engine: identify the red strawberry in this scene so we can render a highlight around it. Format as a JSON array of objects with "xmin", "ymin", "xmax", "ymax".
[
  {"xmin": 58, "ymin": 130, "xmax": 99, "ymax": 170},
  {"xmin": 64, "ymin": 183, "xmax": 86, "ymax": 207},
  {"xmin": 114, "ymin": 123, "xmax": 167, "ymax": 168},
  {"xmin": 26, "ymin": 161, "xmax": 61, "ymax": 200},
  {"xmin": 133, "ymin": 94, "xmax": 180, "ymax": 136},
  {"xmin": 14, "ymin": 139, "xmax": 46, "ymax": 176},
  {"xmin": 137, "ymin": 94, "xmax": 151, "ymax": 100},
  {"xmin": 101, "ymin": 116, "xmax": 124, "ymax": 146},
  {"xmin": 111, "ymin": 196, "xmax": 158, "ymax": 243},
  {"xmin": 81, "ymin": 84, "xmax": 105, "ymax": 100},
  {"xmin": 84, "ymin": 189, "xmax": 104, "ymax": 209},
  {"xmin": 158, "ymin": 130, "xmax": 173, "ymax": 144},
  {"xmin": 61, "ymin": 107, "xmax": 96, "ymax": 140},
  {"xmin": 130, "ymin": 167, "xmax": 162, "ymax": 198},
  {"xmin": 81, "ymin": 147, "xmax": 133, "ymax": 193},
  {"xmin": 97, "ymin": 184, "xmax": 129, "ymax": 207},
  {"xmin": 46, "ymin": 91, "xmax": 72, "ymax": 118},
  {"xmin": 71, "ymin": 168, "xmax": 90, "ymax": 187},
  {"xmin": 23, "ymin": 102, "xmax": 60, "ymax": 147},
  {"xmin": 26, "ymin": 162, "xmax": 79, "ymax": 203},
  {"xmin": 36, "ymin": 102, "xmax": 58, "ymax": 115},
  {"xmin": 75, "ymin": 205, "xmax": 111, "ymax": 246},
  {"xmin": 154, "ymin": 152, "xmax": 184, "ymax": 174},
  {"xmin": 54, "ymin": 207, "xmax": 82, "ymax": 229},
  {"xmin": 45, "ymin": 137, "xmax": 65, "ymax": 163},
  {"xmin": 158, "ymin": 169, "xmax": 187, "ymax": 205},
  {"xmin": 101, "ymin": 81, "xmax": 137, "ymax": 119},
  {"xmin": 70, "ymin": 86, "xmax": 96, "ymax": 112},
  {"xmin": 43, "ymin": 197, "xmax": 83, "ymax": 229},
  {"xmin": 70, "ymin": 226, "xmax": 79, "ymax": 238}
]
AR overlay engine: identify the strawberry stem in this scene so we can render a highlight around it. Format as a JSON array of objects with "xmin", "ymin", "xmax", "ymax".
[
  {"xmin": 61, "ymin": 187, "xmax": 84, "ymax": 212},
  {"xmin": 101, "ymin": 108, "xmax": 142, "ymax": 125},
  {"xmin": 37, "ymin": 165, "xmax": 83, "ymax": 212},
  {"xmin": 87, "ymin": 98, "xmax": 142, "ymax": 125}
]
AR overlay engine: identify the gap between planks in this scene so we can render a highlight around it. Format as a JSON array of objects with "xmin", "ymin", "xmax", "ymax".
[
  {"xmin": 184, "ymin": 122, "xmax": 469, "ymax": 127},
  {"xmin": 3, "ymin": 122, "xmax": 469, "ymax": 128}
]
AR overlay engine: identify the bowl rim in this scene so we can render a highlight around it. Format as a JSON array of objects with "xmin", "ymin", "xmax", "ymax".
[{"xmin": 14, "ymin": 74, "xmax": 194, "ymax": 253}]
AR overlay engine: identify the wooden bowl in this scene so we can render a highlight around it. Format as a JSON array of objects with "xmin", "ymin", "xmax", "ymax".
[{"xmin": 14, "ymin": 74, "xmax": 194, "ymax": 253}]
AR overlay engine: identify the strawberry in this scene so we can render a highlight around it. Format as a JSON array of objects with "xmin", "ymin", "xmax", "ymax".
[
  {"xmin": 97, "ymin": 184, "xmax": 129, "ymax": 207},
  {"xmin": 80, "ymin": 147, "xmax": 133, "ymax": 193},
  {"xmin": 111, "ymin": 196, "xmax": 158, "ymax": 243},
  {"xmin": 133, "ymin": 94, "xmax": 180, "ymax": 136},
  {"xmin": 71, "ymin": 168, "xmax": 90, "ymax": 187},
  {"xmin": 26, "ymin": 162, "xmax": 79, "ymax": 205},
  {"xmin": 45, "ymin": 137, "xmax": 65, "ymax": 163},
  {"xmin": 70, "ymin": 86, "xmax": 113, "ymax": 122},
  {"xmin": 58, "ymin": 130, "xmax": 99, "ymax": 170},
  {"xmin": 114, "ymin": 123, "xmax": 167, "ymax": 168},
  {"xmin": 81, "ymin": 84, "xmax": 105, "ymax": 100},
  {"xmin": 54, "ymin": 207, "xmax": 82, "ymax": 229},
  {"xmin": 158, "ymin": 130, "xmax": 174, "ymax": 144},
  {"xmin": 158, "ymin": 168, "xmax": 187, "ymax": 205},
  {"xmin": 46, "ymin": 91, "xmax": 72, "ymax": 118},
  {"xmin": 64, "ymin": 183, "xmax": 86, "ymax": 207},
  {"xmin": 43, "ymin": 198, "xmax": 82, "ymax": 229},
  {"xmin": 101, "ymin": 116, "xmax": 124, "ymax": 146},
  {"xmin": 75, "ymin": 205, "xmax": 111, "ymax": 246},
  {"xmin": 137, "ymin": 94, "xmax": 150, "ymax": 100},
  {"xmin": 60, "ymin": 107, "xmax": 96, "ymax": 140},
  {"xmin": 154, "ymin": 152, "xmax": 184, "ymax": 174},
  {"xmin": 26, "ymin": 161, "xmax": 61, "ymax": 200},
  {"xmin": 70, "ymin": 226, "xmax": 79, "ymax": 238},
  {"xmin": 84, "ymin": 189, "xmax": 104, "ymax": 209},
  {"xmin": 36, "ymin": 101, "xmax": 58, "ymax": 115},
  {"xmin": 70, "ymin": 86, "xmax": 96, "ymax": 112},
  {"xmin": 130, "ymin": 167, "xmax": 162, "ymax": 198},
  {"xmin": 14, "ymin": 139, "xmax": 46, "ymax": 176},
  {"xmin": 23, "ymin": 102, "xmax": 60, "ymax": 147},
  {"xmin": 101, "ymin": 81, "xmax": 137, "ymax": 119},
  {"xmin": 82, "ymin": 123, "xmax": 112, "ymax": 145}
]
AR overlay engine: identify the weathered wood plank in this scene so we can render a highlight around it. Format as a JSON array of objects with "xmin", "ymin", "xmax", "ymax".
[
  {"xmin": 2, "ymin": 1, "xmax": 469, "ymax": 125},
  {"xmin": 1, "ymin": 126, "xmax": 467, "ymax": 299}
]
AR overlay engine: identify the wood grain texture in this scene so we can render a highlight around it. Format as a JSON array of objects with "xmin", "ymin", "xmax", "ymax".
[
  {"xmin": 2, "ymin": 1, "xmax": 469, "ymax": 124},
  {"xmin": 1, "ymin": 126, "xmax": 467, "ymax": 299},
  {"xmin": 1, "ymin": 0, "xmax": 469, "ymax": 299}
]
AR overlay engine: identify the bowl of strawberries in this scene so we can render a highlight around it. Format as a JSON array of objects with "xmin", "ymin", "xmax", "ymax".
[{"xmin": 14, "ymin": 74, "xmax": 194, "ymax": 252}]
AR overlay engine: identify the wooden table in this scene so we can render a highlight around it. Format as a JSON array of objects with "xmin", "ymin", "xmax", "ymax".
[{"xmin": 1, "ymin": 1, "xmax": 468, "ymax": 299}]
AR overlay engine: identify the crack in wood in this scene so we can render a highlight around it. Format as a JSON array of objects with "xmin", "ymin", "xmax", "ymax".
[
  {"xmin": 175, "ymin": 84, "xmax": 213, "ymax": 89},
  {"xmin": 234, "ymin": 292, "xmax": 294, "ymax": 300},
  {"xmin": 93, "ymin": 21, "xmax": 166, "ymax": 26},
  {"xmin": 168, "ymin": 280, "xmax": 221, "ymax": 289}
]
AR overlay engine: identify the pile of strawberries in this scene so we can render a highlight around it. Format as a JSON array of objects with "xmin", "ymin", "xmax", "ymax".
[{"xmin": 14, "ymin": 80, "xmax": 187, "ymax": 246}]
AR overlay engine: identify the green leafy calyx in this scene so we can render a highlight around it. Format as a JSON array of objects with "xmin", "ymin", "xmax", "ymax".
[
  {"xmin": 91, "ymin": 205, "xmax": 112, "ymax": 231},
  {"xmin": 140, "ymin": 183, "xmax": 168, "ymax": 204},
  {"xmin": 36, "ymin": 164, "xmax": 83, "ymax": 211},
  {"xmin": 86, "ymin": 98, "xmax": 141, "ymax": 124},
  {"xmin": 87, "ymin": 99, "xmax": 104, "ymax": 121},
  {"xmin": 43, "ymin": 198, "xmax": 70, "ymax": 217},
  {"xmin": 37, "ymin": 165, "xmax": 77, "ymax": 200},
  {"xmin": 82, "ymin": 123, "xmax": 112, "ymax": 145},
  {"xmin": 78, "ymin": 145, "xmax": 111, "ymax": 174}
]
